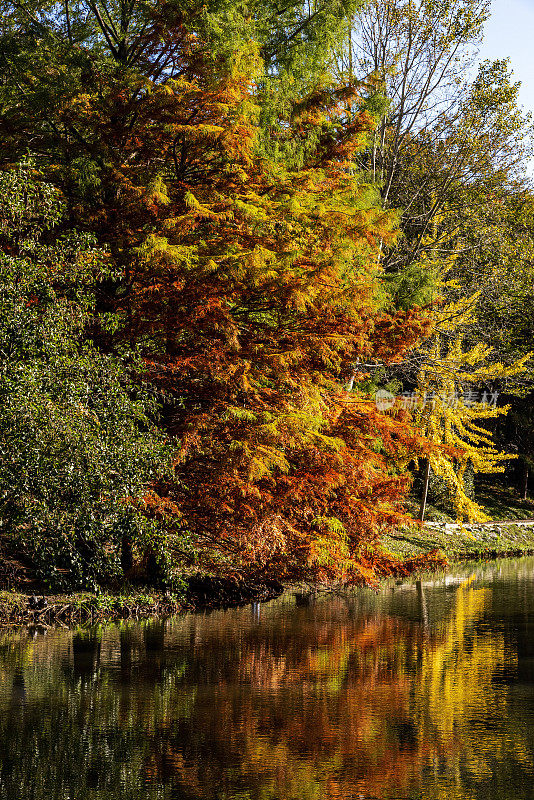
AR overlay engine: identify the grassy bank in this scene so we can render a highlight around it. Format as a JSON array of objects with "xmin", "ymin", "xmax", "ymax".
[
  {"xmin": 385, "ymin": 484, "xmax": 534, "ymax": 561},
  {"xmin": 382, "ymin": 521, "xmax": 534, "ymax": 562},
  {"xmin": 2, "ymin": 524, "xmax": 534, "ymax": 626},
  {"xmin": 0, "ymin": 576, "xmax": 285, "ymax": 626}
]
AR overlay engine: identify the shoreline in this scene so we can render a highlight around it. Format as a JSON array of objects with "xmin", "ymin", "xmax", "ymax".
[
  {"xmin": 0, "ymin": 576, "xmax": 286, "ymax": 627},
  {"xmin": 2, "ymin": 521, "xmax": 534, "ymax": 627}
]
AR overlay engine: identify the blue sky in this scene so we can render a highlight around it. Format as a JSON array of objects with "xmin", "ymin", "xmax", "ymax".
[{"xmin": 481, "ymin": 0, "xmax": 534, "ymax": 116}]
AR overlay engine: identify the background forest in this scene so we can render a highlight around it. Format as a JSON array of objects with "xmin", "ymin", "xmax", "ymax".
[{"xmin": 0, "ymin": 0, "xmax": 533, "ymax": 592}]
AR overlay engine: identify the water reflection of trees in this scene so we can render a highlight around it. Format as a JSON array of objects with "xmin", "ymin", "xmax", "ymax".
[{"xmin": 1, "ymin": 567, "xmax": 534, "ymax": 799}]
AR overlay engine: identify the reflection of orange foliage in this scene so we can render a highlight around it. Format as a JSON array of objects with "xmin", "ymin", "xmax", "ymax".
[
  {"xmin": 377, "ymin": 547, "xmax": 449, "ymax": 578},
  {"xmin": 134, "ymin": 581, "xmax": 525, "ymax": 799},
  {"xmin": 131, "ymin": 602, "xmax": 438, "ymax": 798},
  {"xmin": 2, "ymin": 569, "xmax": 529, "ymax": 800}
]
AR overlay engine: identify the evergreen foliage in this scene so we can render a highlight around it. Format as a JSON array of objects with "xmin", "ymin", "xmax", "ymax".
[{"xmin": 0, "ymin": 162, "xmax": 174, "ymax": 590}]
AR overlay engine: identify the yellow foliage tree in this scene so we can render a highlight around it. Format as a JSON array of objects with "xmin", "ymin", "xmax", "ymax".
[{"xmin": 413, "ymin": 291, "xmax": 531, "ymax": 521}]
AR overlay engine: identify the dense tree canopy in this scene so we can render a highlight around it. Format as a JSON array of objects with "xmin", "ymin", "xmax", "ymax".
[{"xmin": 0, "ymin": 0, "xmax": 532, "ymax": 588}]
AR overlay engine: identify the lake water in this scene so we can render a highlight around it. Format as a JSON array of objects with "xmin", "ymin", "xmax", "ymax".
[{"xmin": 2, "ymin": 557, "xmax": 534, "ymax": 799}]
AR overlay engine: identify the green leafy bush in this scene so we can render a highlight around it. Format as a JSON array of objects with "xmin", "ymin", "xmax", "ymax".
[{"xmin": 0, "ymin": 161, "xmax": 179, "ymax": 590}]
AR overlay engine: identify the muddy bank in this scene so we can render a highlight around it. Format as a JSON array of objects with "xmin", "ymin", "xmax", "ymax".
[{"xmin": 0, "ymin": 575, "xmax": 287, "ymax": 626}]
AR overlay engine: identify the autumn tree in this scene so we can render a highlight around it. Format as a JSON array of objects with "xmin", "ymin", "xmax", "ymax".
[
  {"xmin": 0, "ymin": 0, "xmax": 436, "ymax": 582},
  {"xmin": 412, "ymin": 291, "xmax": 530, "ymax": 521},
  {"xmin": 335, "ymin": 0, "xmax": 531, "ymax": 276},
  {"xmin": 329, "ymin": 1, "xmax": 532, "ymax": 350},
  {"xmin": 128, "ymin": 40, "xmax": 432, "ymax": 581},
  {"xmin": 327, "ymin": 1, "xmax": 534, "ymax": 516}
]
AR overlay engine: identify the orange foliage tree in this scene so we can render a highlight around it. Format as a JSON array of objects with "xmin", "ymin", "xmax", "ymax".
[
  {"xmin": 120, "ymin": 28, "xmax": 432, "ymax": 582},
  {"xmin": 0, "ymin": 1, "xmax": 433, "ymax": 583}
]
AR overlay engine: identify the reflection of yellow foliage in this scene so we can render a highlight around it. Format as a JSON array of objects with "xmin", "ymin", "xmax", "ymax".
[
  {"xmin": 414, "ymin": 576, "xmax": 532, "ymax": 799},
  {"xmin": 1, "ymin": 573, "xmax": 534, "ymax": 800},
  {"xmin": 418, "ymin": 576, "xmax": 506, "ymax": 739}
]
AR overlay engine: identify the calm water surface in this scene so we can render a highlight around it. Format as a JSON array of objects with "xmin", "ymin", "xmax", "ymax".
[{"xmin": 2, "ymin": 557, "xmax": 534, "ymax": 799}]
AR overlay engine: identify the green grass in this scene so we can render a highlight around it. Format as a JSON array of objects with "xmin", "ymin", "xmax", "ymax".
[
  {"xmin": 476, "ymin": 483, "xmax": 534, "ymax": 520},
  {"xmin": 382, "ymin": 522, "xmax": 534, "ymax": 561},
  {"xmin": 385, "ymin": 482, "xmax": 534, "ymax": 563}
]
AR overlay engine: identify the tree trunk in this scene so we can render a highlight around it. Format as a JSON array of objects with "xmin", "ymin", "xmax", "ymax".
[{"xmin": 419, "ymin": 459, "xmax": 431, "ymax": 521}]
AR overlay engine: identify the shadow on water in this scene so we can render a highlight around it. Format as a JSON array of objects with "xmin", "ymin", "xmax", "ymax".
[{"xmin": 1, "ymin": 558, "xmax": 534, "ymax": 799}]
